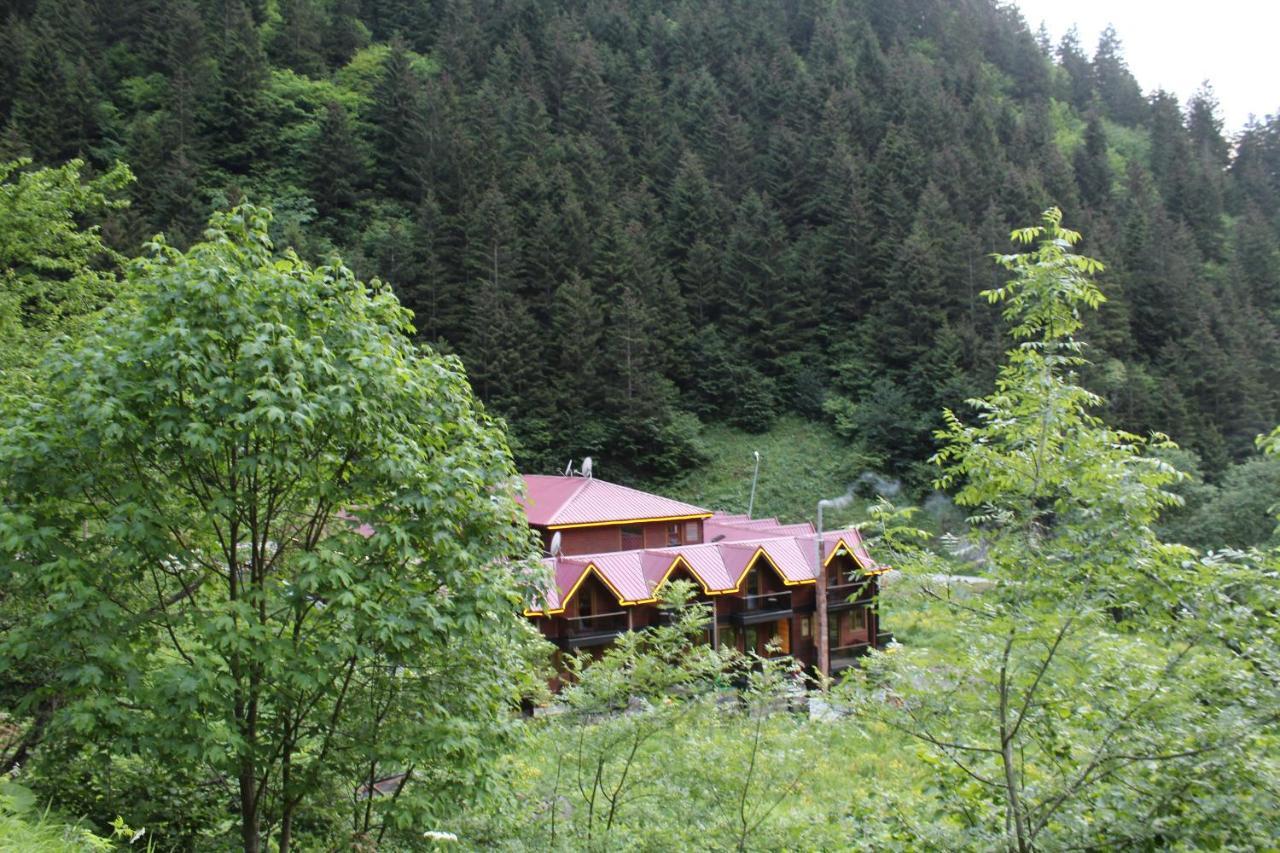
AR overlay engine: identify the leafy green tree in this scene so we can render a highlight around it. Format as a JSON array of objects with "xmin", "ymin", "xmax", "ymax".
[
  {"xmin": 1164, "ymin": 452, "xmax": 1280, "ymax": 549},
  {"xmin": 845, "ymin": 209, "xmax": 1280, "ymax": 850},
  {"xmin": 0, "ymin": 158, "xmax": 132, "ymax": 381},
  {"xmin": 0, "ymin": 205, "xmax": 544, "ymax": 851}
]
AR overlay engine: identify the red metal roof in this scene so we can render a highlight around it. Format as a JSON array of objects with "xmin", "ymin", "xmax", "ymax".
[
  {"xmin": 704, "ymin": 512, "xmax": 815, "ymax": 541},
  {"xmin": 520, "ymin": 475, "xmax": 711, "ymax": 528},
  {"xmin": 525, "ymin": 528, "xmax": 885, "ymax": 615},
  {"xmin": 517, "ymin": 484, "xmax": 887, "ymax": 615}
]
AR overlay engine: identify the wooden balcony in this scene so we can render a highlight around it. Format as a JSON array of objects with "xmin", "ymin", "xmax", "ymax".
[
  {"xmin": 829, "ymin": 631, "xmax": 894, "ymax": 673},
  {"xmin": 830, "ymin": 641, "xmax": 872, "ymax": 673},
  {"xmin": 732, "ymin": 591, "xmax": 793, "ymax": 625},
  {"xmin": 826, "ymin": 582, "xmax": 874, "ymax": 612},
  {"xmin": 559, "ymin": 611, "xmax": 629, "ymax": 649}
]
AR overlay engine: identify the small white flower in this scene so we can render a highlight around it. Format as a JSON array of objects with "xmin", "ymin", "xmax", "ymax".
[{"xmin": 423, "ymin": 830, "xmax": 458, "ymax": 842}]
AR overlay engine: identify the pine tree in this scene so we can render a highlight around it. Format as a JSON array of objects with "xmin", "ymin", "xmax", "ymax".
[
  {"xmin": 1056, "ymin": 27, "xmax": 1093, "ymax": 111},
  {"xmin": 269, "ymin": 0, "xmax": 325, "ymax": 76},
  {"xmin": 665, "ymin": 150, "xmax": 726, "ymax": 313},
  {"xmin": 8, "ymin": 0, "xmax": 104, "ymax": 163},
  {"xmin": 308, "ymin": 100, "xmax": 366, "ymax": 235},
  {"xmin": 322, "ymin": 0, "xmax": 368, "ymax": 67},
  {"xmin": 210, "ymin": 0, "xmax": 267, "ymax": 173},
  {"xmin": 369, "ymin": 38, "xmax": 426, "ymax": 202},
  {"xmin": 1091, "ymin": 26, "xmax": 1146, "ymax": 125},
  {"xmin": 1074, "ymin": 112, "xmax": 1113, "ymax": 208}
]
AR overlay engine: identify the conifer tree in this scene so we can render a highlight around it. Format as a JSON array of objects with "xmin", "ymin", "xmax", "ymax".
[
  {"xmin": 308, "ymin": 100, "xmax": 366, "ymax": 233},
  {"xmin": 269, "ymin": 0, "xmax": 326, "ymax": 76},
  {"xmin": 1074, "ymin": 112, "xmax": 1113, "ymax": 207},
  {"xmin": 210, "ymin": 0, "xmax": 267, "ymax": 172},
  {"xmin": 369, "ymin": 38, "xmax": 426, "ymax": 202},
  {"xmin": 1055, "ymin": 27, "xmax": 1093, "ymax": 111},
  {"xmin": 1091, "ymin": 26, "xmax": 1146, "ymax": 125},
  {"xmin": 322, "ymin": 0, "xmax": 368, "ymax": 66}
]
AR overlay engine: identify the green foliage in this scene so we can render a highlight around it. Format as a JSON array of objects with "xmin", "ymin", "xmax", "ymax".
[
  {"xmin": 0, "ymin": 2, "xmax": 1278, "ymax": 845},
  {"xmin": 933, "ymin": 210, "xmax": 1185, "ymax": 601},
  {"xmin": 0, "ymin": 783, "xmax": 112, "ymax": 852},
  {"xmin": 840, "ymin": 211, "xmax": 1280, "ymax": 850},
  {"xmin": 0, "ymin": 158, "xmax": 133, "ymax": 380},
  {"xmin": 0, "ymin": 205, "xmax": 546, "ymax": 850},
  {"xmin": 1, "ymin": 0, "xmax": 1274, "ymax": 480},
  {"xmin": 450, "ymin": 585, "xmax": 941, "ymax": 850},
  {"xmin": 1162, "ymin": 451, "xmax": 1280, "ymax": 549}
]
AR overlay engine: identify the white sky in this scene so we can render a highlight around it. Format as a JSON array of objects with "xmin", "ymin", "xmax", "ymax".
[{"xmin": 1010, "ymin": 0, "xmax": 1280, "ymax": 134}]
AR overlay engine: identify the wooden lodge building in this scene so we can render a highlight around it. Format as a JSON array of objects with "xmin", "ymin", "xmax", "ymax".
[{"xmin": 518, "ymin": 473, "xmax": 890, "ymax": 676}]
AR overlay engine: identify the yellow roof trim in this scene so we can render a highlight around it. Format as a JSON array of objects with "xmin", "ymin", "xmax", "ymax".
[
  {"xmin": 652, "ymin": 554, "xmax": 714, "ymax": 596},
  {"xmin": 727, "ymin": 547, "xmax": 796, "ymax": 593},
  {"xmin": 825, "ymin": 536, "xmax": 883, "ymax": 572},
  {"xmin": 546, "ymin": 513, "xmax": 713, "ymax": 531},
  {"xmin": 529, "ymin": 563, "xmax": 628, "ymax": 617},
  {"xmin": 823, "ymin": 540, "xmax": 849, "ymax": 568},
  {"xmin": 525, "ymin": 541, "xmax": 879, "ymax": 616}
]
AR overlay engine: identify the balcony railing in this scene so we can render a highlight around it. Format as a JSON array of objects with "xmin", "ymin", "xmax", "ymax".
[
  {"xmin": 744, "ymin": 591, "xmax": 791, "ymax": 612},
  {"xmin": 829, "ymin": 643, "xmax": 871, "ymax": 673},
  {"xmin": 560, "ymin": 611, "xmax": 629, "ymax": 649},
  {"xmin": 732, "ymin": 591, "xmax": 793, "ymax": 626}
]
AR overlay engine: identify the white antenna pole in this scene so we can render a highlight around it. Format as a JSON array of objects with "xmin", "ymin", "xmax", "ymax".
[
  {"xmin": 564, "ymin": 459, "xmax": 574, "ymax": 476},
  {"xmin": 747, "ymin": 451, "xmax": 761, "ymax": 519}
]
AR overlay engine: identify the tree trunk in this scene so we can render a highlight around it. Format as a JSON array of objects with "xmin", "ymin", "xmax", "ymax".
[
  {"xmin": 1, "ymin": 696, "xmax": 57, "ymax": 774},
  {"xmin": 998, "ymin": 636, "xmax": 1029, "ymax": 853},
  {"xmin": 239, "ymin": 764, "xmax": 260, "ymax": 853}
]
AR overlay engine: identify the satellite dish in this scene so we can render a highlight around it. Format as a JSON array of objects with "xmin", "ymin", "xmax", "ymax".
[
  {"xmin": 549, "ymin": 531, "xmax": 562, "ymax": 557},
  {"xmin": 564, "ymin": 459, "xmax": 574, "ymax": 476},
  {"xmin": 581, "ymin": 456, "xmax": 593, "ymax": 479}
]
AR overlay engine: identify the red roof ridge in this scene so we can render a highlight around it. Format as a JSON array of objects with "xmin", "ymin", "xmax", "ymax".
[{"xmin": 520, "ymin": 474, "xmax": 710, "ymax": 528}]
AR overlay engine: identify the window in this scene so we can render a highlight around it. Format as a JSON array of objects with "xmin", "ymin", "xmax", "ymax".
[
  {"xmin": 684, "ymin": 520, "xmax": 701, "ymax": 544},
  {"xmin": 621, "ymin": 525, "xmax": 643, "ymax": 550},
  {"xmin": 800, "ymin": 616, "xmax": 811, "ymax": 638},
  {"xmin": 851, "ymin": 606, "xmax": 867, "ymax": 631},
  {"xmin": 774, "ymin": 619, "xmax": 791, "ymax": 654},
  {"xmin": 828, "ymin": 553, "xmax": 853, "ymax": 586},
  {"xmin": 666, "ymin": 523, "xmax": 681, "ymax": 546}
]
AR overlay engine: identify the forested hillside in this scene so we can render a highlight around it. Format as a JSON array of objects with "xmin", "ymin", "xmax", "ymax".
[{"xmin": 3, "ymin": 0, "xmax": 1278, "ymax": 483}]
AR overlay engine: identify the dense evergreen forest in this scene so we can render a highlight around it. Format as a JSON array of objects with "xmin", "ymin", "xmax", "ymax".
[
  {"xmin": 4, "ymin": 3, "xmax": 1280, "ymax": 849},
  {"xmin": 2, "ymin": 0, "xmax": 1278, "ymax": 484}
]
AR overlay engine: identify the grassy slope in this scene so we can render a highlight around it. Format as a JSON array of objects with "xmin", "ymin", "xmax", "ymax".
[{"xmin": 650, "ymin": 416, "xmax": 872, "ymax": 528}]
